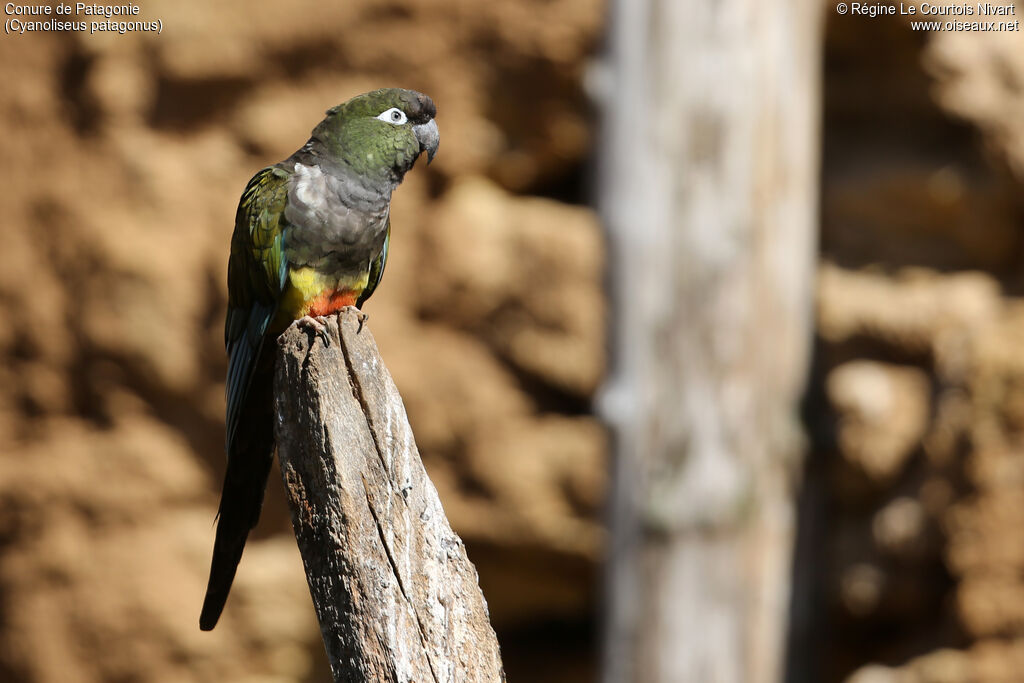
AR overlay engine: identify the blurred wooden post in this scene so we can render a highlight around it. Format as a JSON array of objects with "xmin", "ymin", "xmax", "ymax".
[
  {"xmin": 596, "ymin": 1, "xmax": 822, "ymax": 682},
  {"xmin": 273, "ymin": 309, "xmax": 505, "ymax": 683}
]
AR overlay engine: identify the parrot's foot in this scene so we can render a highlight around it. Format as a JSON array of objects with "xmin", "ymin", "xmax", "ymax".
[
  {"xmin": 298, "ymin": 315, "xmax": 331, "ymax": 345},
  {"xmin": 356, "ymin": 311, "xmax": 369, "ymax": 333}
]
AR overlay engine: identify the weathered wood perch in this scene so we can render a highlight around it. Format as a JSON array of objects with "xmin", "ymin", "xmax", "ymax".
[{"xmin": 273, "ymin": 308, "xmax": 505, "ymax": 683}]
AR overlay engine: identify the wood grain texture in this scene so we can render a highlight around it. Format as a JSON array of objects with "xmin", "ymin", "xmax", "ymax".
[{"xmin": 273, "ymin": 308, "xmax": 505, "ymax": 683}]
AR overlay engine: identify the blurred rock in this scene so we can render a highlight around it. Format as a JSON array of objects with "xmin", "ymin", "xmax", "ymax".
[
  {"xmin": 0, "ymin": 413, "xmax": 318, "ymax": 682},
  {"xmin": 872, "ymin": 496, "xmax": 927, "ymax": 558},
  {"xmin": 925, "ymin": 28, "xmax": 1024, "ymax": 181},
  {"xmin": 846, "ymin": 642, "xmax": 1024, "ymax": 683},
  {"xmin": 818, "ymin": 264, "xmax": 1001, "ymax": 357},
  {"xmin": 418, "ymin": 178, "xmax": 605, "ymax": 398},
  {"xmin": 845, "ymin": 664, "xmax": 904, "ymax": 683},
  {"xmin": 840, "ymin": 563, "xmax": 886, "ymax": 618},
  {"xmin": 826, "ymin": 360, "xmax": 930, "ymax": 484}
]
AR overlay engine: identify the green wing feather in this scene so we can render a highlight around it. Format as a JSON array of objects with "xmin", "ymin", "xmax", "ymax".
[
  {"xmin": 224, "ymin": 166, "xmax": 290, "ymax": 453},
  {"xmin": 356, "ymin": 217, "xmax": 390, "ymax": 308}
]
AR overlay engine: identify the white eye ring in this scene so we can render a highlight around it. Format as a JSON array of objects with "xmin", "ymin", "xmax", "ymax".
[{"xmin": 376, "ymin": 108, "xmax": 407, "ymax": 125}]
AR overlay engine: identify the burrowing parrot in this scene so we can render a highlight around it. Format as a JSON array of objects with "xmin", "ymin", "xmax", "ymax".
[{"xmin": 200, "ymin": 88, "xmax": 439, "ymax": 631}]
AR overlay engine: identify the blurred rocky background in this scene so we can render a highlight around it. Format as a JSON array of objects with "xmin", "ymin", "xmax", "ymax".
[
  {"xmin": 802, "ymin": 9, "xmax": 1024, "ymax": 683},
  {"xmin": 3, "ymin": 1, "xmax": 1024, "ymax": 682}
]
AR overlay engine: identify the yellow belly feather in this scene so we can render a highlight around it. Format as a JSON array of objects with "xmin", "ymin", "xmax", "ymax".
[{"xmin": 274, "ymin": 266, "xmax": 370, "ymax": 329}]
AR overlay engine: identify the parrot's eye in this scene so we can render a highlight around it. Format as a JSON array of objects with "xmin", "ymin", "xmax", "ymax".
[{"xmin": 376, "ymin": 108, "xmax": 408, "ymax": 125}]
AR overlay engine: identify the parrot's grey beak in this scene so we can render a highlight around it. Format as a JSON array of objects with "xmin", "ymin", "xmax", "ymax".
[{"xmin": 414, "ymin": 119, "xmax": 439, "ymax": 164}]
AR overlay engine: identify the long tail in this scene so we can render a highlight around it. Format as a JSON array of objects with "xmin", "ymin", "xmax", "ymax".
[{"xmin": 200, "ymin": 348, "xmax": 275, "ymax": 631}]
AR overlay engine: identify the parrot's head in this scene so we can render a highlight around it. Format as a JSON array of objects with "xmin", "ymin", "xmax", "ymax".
[{"xmin": 312, "ymin": 88, "xmax": 439, "ymax": 184}]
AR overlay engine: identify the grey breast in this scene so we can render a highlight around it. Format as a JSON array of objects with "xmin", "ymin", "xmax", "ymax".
[{"xmin": 283, "ymin": 162, "xmax": 391, "ymax": 275}]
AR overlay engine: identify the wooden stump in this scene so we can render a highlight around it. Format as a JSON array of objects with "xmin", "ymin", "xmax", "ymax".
[{"xmin": 274, "ymin": 308, "xmax": 505, "ymax": 683}]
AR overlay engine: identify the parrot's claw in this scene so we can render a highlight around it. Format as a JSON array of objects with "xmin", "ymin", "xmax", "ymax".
[
  {"xmin": 356, "ymin": 311, "xmax": 369, "ymax": 333},
  {"xmin": 298, "ymin": 315, "xmax": 331, "ymax": 345}
]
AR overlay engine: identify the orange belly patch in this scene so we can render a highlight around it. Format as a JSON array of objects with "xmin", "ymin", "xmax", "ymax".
[{"xmin": 307, "ymin": 290, "xmax": 359, "ymax": 317}]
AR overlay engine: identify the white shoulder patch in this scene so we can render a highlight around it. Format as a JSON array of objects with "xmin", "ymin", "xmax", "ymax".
[{"xmin": 293, "ymin": 162, "xmax": 325, "ymax": 208}]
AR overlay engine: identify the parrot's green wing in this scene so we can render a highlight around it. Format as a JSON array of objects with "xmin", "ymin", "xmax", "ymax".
[
  {"xmin": 202, "ymin": 165, "xmax": 291, "ymax": 631},
  {"xmin": 356, "ymin": 217, "xmax": 390, "ymax": 308},
  {"xmin": 224, "ymin": 166, "xmax": 290, "ymax": 453}
]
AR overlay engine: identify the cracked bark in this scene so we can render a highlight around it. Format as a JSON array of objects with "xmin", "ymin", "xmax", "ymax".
[{"xmin": 274, "ymin": 308, "xmax": 505, "ymax": 683}]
